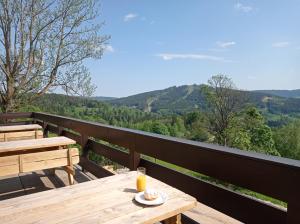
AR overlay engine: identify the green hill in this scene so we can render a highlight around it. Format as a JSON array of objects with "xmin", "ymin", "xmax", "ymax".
[
  {"xmin": 90, "ymin": 96, "xmax": 117, "ymax": 101},
  {"xmin": 109, "ymin": 85, "xmax": 300, "ymax": 116},
  {"xmin": 254, "ymin": 89, "xmax": 300, "ymax": 98}
]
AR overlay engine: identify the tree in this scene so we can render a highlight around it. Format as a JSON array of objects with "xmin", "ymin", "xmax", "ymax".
[
  {"xmin": 274, "ymin": 120, "xmax": 300, "ymax": 159},
  {"xmin": 184, "ymin": 111, "xmax": 210, "ymax": 141},
  {"xmin": 226, "ymin": 107, "xmax": 280, "ymax": 156},
  {"xmin": 151, "ymin": 121, "xmax": 170, "ymax": 136},
  {"xmin": 202, "ymin": 74, "xmax": 242, "ymax": 145},
  {"xmin": 0, "ymin": 0, "xmax": 109, "ymax": 112}
]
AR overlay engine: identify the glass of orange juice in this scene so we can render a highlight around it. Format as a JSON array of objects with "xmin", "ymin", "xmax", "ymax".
[{"xmin": 136, "ymin": 167, "xmax": 146, "ymax": 192}]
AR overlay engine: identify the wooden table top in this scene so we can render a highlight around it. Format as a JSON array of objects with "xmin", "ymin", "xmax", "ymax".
[
  {"xmin": 0, "ymin": 136, "xmax": 76, "ymax": 154},
  {"xmin": 0, "ymin": 124, "xmax": 42, "ymax": 132},
  {"xmin": 0, "ymin": 171, "xmax": 197, "ymax": 224}
]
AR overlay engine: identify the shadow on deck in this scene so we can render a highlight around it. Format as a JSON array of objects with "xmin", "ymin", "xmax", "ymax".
[{"xmin": 0, "ymin": 165, "xmax": 96, "ymax": 201}]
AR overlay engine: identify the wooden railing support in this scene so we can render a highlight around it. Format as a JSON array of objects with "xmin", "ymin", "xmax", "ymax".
[
  {"xmin": 80, "ymin": 134, "xmax": 90, "ymax": 172},
  {"xmin": 287, "ymin": 177, "xmax": 300, "ymax": 224},
  {"xmin": 42, "ymin": 122, "xmax": 49, "ymax": 137},
  {"xmin": 57, "ymin": 126, "xmax": 64, "ymax": 136},
  {"xmin": 129, "ymin": 149, "xmax": 140, "ymax": 171}
]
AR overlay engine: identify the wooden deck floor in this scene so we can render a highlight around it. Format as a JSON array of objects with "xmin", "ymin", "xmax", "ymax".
[{"xmin": 0, "ymin": 165, "xmax": 96, "ymax": 201}]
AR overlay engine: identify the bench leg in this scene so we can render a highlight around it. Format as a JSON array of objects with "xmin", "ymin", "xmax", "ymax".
[
  {"xmin": 66, "ymin": 148, "xmax": 74, "ymax": 185},
  {"xmin": 64, "ymin": 165, "xmax": 75, "ymax": 185},
  {"xmin": 68, "ymin": 172, "xmax": 74, "ymax": 185},
  {"xmin": 162, "ymin": 214, "xmax": 181, "ymax": 224}
]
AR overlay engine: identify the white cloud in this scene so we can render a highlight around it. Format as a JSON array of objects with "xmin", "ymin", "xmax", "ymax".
[
  {"xmin": 234, "ymin": 3, "xmax": 253, "ymax": 13},
  {"xmin": 216, "ymin": 41, "xmax": 236, "ymax": 48},
  {"xmin": 272, "ymin": 42, "xmax": 290, "ymax": 48},
  {"xmin": 104, "ymin": 45, "xmax": 114, "ymax": 53},
  {"xmin": 156, "ymin": 53, "xmax": 232, "ymax": 62},
  {"xmin": 124, "ymin": 13, "xmax": 138, "ymax": 22}
]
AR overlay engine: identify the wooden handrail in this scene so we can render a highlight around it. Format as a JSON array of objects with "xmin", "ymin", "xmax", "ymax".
[{"xmin": 1, "ymin": 112, "xmax": 300, "ymax": 224}]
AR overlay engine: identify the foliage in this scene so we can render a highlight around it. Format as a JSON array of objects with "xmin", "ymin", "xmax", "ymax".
[
  {"xmin": 0, "ymin": 0, "xmax": 109, "ymax": 112},
  {"xmin": 202, "ymin": 74, "xmax": 243, "ymax": 145},
  {"xmin": 226, "ymin": 107, "xmax": 280, "ymax": 156},
  {"xmin": 273, "ymin": 120, "xmax": 300, "ymax": 160}
]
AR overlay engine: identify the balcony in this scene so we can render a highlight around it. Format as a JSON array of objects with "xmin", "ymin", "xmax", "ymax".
[{"xmin": 0, "ymin": 112, "xmax": 299, "ymax": 224}]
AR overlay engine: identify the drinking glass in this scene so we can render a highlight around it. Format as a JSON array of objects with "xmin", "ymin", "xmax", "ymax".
[{"xmin": 136, "ymin": 167, "xmax": 146, "ymax": 192}]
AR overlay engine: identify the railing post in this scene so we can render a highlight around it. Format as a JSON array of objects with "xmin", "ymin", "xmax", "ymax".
[
  {"xmin": 43, "ymin": 122, "xmax": 49, "ymax": 137},
  {"xmin": 80, "ymin": 135, "xmax": 90, "ymax": 172},
  {"xmin": 287, "ymin": 176, "xmax": 300, "ymax": 224},
  {"xmin": 129, "ymin": 137, "xmax": 140, "ymax": 171},
  {"xmin": 57, "ymin": 126, "xmax": 64, "ymax": 136}
]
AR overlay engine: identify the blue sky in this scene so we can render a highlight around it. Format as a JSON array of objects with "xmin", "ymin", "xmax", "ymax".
[{"xmin": 86, "ymin": 0, "xmax": 300, "ymax": 97}]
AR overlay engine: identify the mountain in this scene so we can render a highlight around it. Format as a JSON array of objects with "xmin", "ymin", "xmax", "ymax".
[
  {"xmin": 108, "ymin": 85, "xmax": 300, "ymax": 115},
  {"xmin": 90, "ymin": 96, "xmax": 117, "ymax": 101},
  {"xmin": 254, "ymin": 89, "xmax": 300, "ymax": 99}
]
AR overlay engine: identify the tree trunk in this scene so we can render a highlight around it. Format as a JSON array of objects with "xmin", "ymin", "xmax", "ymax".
[{"xmin": 3, "ymin": 78, "xmax": 15, "ymax": 113}]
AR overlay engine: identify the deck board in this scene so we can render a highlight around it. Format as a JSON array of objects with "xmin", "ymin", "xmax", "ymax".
[{"xmin": 0, "ymin": 165, "xmax": 95, "ymax": 201}]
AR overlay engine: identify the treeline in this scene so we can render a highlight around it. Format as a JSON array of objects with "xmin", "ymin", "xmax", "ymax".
[{"xmin": 22, "ymin": 90, "xmax": 300, "ymax": 161}]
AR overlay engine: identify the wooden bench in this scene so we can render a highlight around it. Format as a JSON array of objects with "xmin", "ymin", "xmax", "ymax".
[
  {"xmin": 0, "ymin": 124, "xmax": 43, "ymax": 142},
  {"xmin": 183, "ymin": 202, "xmax": 242, "ymax": 224},
  {"xmin": 0, "ymin": 137, "xmax": 78, "ymax": 185}
]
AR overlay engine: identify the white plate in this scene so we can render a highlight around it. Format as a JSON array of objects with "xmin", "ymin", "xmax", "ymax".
[{"xmin": 134, "ymin": 191, "xmax": 168, "ymax": 206}]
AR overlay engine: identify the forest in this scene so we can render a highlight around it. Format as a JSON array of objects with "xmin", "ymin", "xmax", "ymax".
[{"xmin": 21, "ymin": 80, "xmax": 300, "ymax": 162}]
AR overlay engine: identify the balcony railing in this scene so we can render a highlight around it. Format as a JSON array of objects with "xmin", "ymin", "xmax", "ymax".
[{"xmin": 1, "ymin": 112, "xmax": 300, "ymax": 224}]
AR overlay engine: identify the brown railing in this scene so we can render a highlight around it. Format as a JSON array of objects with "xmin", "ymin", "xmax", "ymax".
[{"xmin": 1, "ymin": 112, "xmax": 300, "ymax": 224}]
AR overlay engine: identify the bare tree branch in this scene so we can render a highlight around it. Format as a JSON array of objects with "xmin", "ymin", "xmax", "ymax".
[{"xmin": 0, "ymin": 0, "xmax": 109, "ymax": 112}]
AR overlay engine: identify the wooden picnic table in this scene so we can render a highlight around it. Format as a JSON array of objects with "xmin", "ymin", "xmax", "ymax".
[
  {"xmin": 0, "ymin": 124, "xmax": 42, "ymax": 132},
  {"xmin": 0, "ymin": 124, "xmax": 43, "ymax": 142},
  {"xmin": 0, "ymin": 136, "xmax": 75, "ymax": 154},
  {"xmin": 0, "ymin": 136, "xmax": 78, "ymax": 185},
  {"xmin": 0, "ymin": 171, "xmax": 197, "ymax": 224}
]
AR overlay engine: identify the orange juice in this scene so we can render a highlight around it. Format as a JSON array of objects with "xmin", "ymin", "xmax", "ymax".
[{"xmin": 136, "ymin": 175, "xmax": 146, "ymax": 192}]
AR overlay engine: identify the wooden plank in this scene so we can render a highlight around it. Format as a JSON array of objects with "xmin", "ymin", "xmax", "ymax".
[
  {"xmin": 0, "ymin": 130, "xmax": 43, "ymax": 142},
  {"xmin": 0, "ymin": 124, "xmax": 42, "ymax": 132},
  {"xmin": 90, "ymin": 140, "xmax": 129, "ymax": 168},
  {"xmin": 22, "ymin": 148, "xmax": 79, "ymax": 163},
  {"xmin": 0, "ymin": 148, "xmax": 79, "ymax": 177},
  {"xmin": 79, "ymin": 157, "xmax": 115, "ymax": 178},
  {"xmin": 67, "ymin": 148, "xmax": 74, "ymax": 185},
  {"xmin": 0, "ymin": 136, "xmax": 75, "ymax": 154},
  {"xmin": 18, "ymin": 166, "xmax": 95, "ymax": 196},
  {"xmin": 0, "ymin": 167, "xmax": 94, "ymax": 201},
  {"xmin": 22, "ymin": 155, "xmax": 79, "ymax": 173},
  {"xmin": 0, "ymin": 165, "xmax": 19, "ymax": 176},
  {"xmin": 0, "ymin": 171, "xmax": 196, "ymax": 224},
  {"xmin": 183, "ymin": 202, "xmax": 242, "ymax": 224},
  {"xmin": 0, "ymin": 174, "xmax": 25, "ymax": 200},
  {"xmin": 163, "ymin": 214, "xmax": 181, "ymax": 224},
  {"xmin": 0, "ymin": 155, "xmax": 18, "ymax": 166},
  {"xmin": 19, "ymin": 170, "xmax": 62, "ymax": 195}
]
